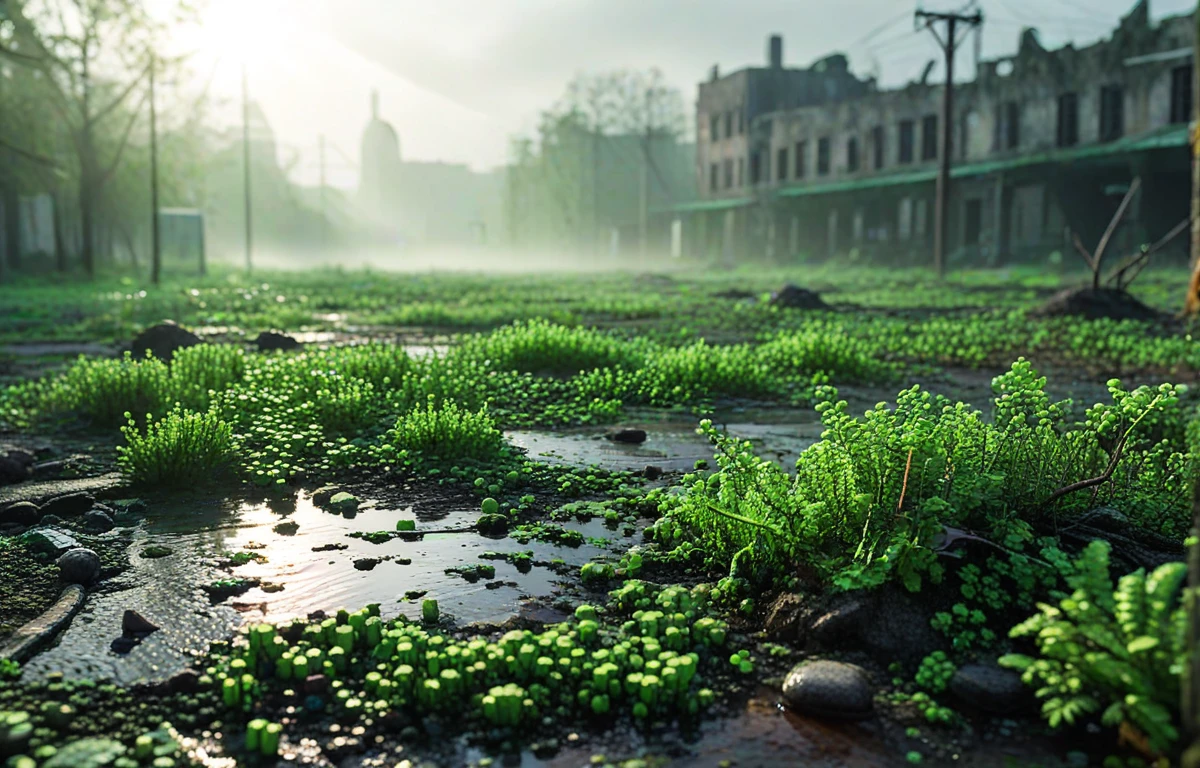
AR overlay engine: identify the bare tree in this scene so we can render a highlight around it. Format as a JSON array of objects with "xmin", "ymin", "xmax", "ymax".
[{"xmin": 0, "ymin": 0, "xmax": 188, "ymax": 277}]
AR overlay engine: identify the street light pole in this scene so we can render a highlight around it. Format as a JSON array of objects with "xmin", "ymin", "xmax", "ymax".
[
  {"xmin": 242, "ymin": 62, "xmax": 253, "ymax": 273},
  {"xmin": 149, "ymin": 50, "xmax": 161, "ymax": 285}
]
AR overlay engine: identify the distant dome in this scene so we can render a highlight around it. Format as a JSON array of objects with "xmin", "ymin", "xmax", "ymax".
[{"xmin": 361, "ymin": 90, "xmax": 401, "ymax": 164}]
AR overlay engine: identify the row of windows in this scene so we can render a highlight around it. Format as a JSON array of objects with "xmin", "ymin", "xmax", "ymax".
[
  {"xmin": 706, "ymin": 63, "xmax": 1193, "ymax": 193},
  {"xmin": 709, "ymin": 109, "xmax": 745, "ymax": 141}
]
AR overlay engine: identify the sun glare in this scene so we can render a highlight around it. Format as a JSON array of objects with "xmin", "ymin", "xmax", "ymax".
[{"xmin": 173, "ymin": 0, "xmax": 294, "ymax": 68}]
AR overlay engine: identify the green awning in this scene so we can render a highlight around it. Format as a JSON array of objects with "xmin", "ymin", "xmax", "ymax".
[{"xmin": 661, "ymin": 196, "xmax": 754, "ymax": 213}]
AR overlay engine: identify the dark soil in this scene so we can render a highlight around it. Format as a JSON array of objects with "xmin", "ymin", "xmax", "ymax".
[{"xmin": 1030, "ymin": 286, "xmax": 1167, "ymax": 322}]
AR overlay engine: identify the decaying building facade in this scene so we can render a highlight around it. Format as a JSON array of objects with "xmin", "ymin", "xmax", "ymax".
[{"xmin": 673, "ymin": 1, "xmax": 1194, "ymax": 267}]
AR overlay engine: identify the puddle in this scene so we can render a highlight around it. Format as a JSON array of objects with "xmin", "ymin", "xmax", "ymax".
[
  {"xmin": 508, "ymin": 418, "xmax": 820, "ymax": 474},
  {"xmin": 24, "ymin": 495, "xmax": 635, "ymax": 684}
]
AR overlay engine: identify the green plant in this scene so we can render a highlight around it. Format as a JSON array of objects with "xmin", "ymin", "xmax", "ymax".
[
  {"xmin": 1000, "ymin": 540, "xmax": 1187, "ymax": 756},
  {"xmin": 116, "ymin": 406, "xmax": 236, "ymax": 488},
  {"xmin": 914, "ymin": 652, "xmax": 955, "ymax": 693}
]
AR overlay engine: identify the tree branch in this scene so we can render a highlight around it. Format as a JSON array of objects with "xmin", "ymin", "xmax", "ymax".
[
  {"xmin": 1091, "ymin": 176, "xmax": 1141, "ymax": 287},
  {"xmin": 96, "ymin": 90, "xmax": 148, "ymax": 187},
  {"xmin": 1104, "ymin": 216, "xmax": 1192, "ymax": 290},
  {"xmin": 89, "ymin": 59, "xmax": 150, "ymax": 126},
  {"xmin": 0, "ymin": 135, "xmax": 60, "ymax": 168}
]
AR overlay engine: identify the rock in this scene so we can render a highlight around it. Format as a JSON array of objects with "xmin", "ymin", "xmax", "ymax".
[
  {"xmin": 713, "ymin": 288, "xmax": 757, "ymax": 300},
  {"xmin": 782, "ymin": 660, "xmax": 873, "ymax": 719},
  {"xmin": 130, "ymin": 321, "xmax": 201, "ymax": 361},
  {"xmin": 39, "ymin": 492, "xmax": 94, "ymax": 518},
  {"xmin": 82, "ymin": 509, "xmax": 114, "ymax": 532},
  {"xmin": 327, "ymin": 491, "xmax": 359, "ymax": 513},
  {"xmin": 606, "ymin": 428, "xmax": 647, "ymax": 445},
  {"xmin": 56, "ymin": 548, "xmax": 101, "ymax": 584},
  {"xmin": 0, "ymin": 456, "xmax": 32, "ymax": 485},
  {"xmin": 643, "ymin": 465, "xmax": 663, "ymax": 481},
  {"xmin": 477, "ymin": 513, "xmax": 508, "ymax": 535},
  {"xmin": 122, "ymin": 610, "xmax": 160, "ymax": 636},
  {"xmin": 0, "ymin": 523, "xmax": 26, "ymax": 537},
  {"xmin": 0, "ymin": 501, "xmax": 40, "ymax": 526},
  {"xmin": 770, "ymin": 585, "xmax": 940, "ymax": 664},
  {"xmin": 769, "ymin": 284, "xmax": 831, "ymax": 310},
  {"xmin": 38, "ymin": 514, "xmax": 64, "ymax": 526},
  {"xmin": 949, "ymin": 663, "xmax": 1029, "ymax": 715},
  {"xmin": 311, "ymin": 486, "xmax": 342, "ymax": 507},
  {"xmin": 255, "ymin": 331, "xmax": 302, "ymax": 352},
  {"xmin": 167, "ymin": 668, "xmax": 201, "ymax": 694},
  {"xmin": 353, "ymin": 558, "xmax": 380, "ymax": 571}
]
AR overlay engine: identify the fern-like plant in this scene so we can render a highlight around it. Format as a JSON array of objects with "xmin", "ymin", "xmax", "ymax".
[
  {"xmin": 999, "ymin": 540, "xmax": 1187, "ymax": 756},
  {"xmin": 117, "ymin": 406, "xmax": 236, "ymax": 488}
]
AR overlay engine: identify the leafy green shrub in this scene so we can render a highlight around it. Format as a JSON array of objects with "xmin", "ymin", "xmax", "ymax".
[
  {"xmin": 167, "ymin": 343, "xmax": 247, "ymax": 410},
  {"xmin": 453, "ymin": 319, "xmax": 646, "ymax": 375},
  {"xmin": 36, "ymin": 353, "xmax": 170, "ymax": 427},
  {"xmin": 657, "ymin": 360, "xmax": 1189, "ymax": 592},
  {"xmin": 1000, "ymin": 540, "xmax": 1186, "ymax": 756},
  {"xmin": 117, "ymin": 406, "xmax": 236, "ymax": 487},
  {"xmin": 376, "ymin": 396, "xmax": 506, "ymax": 466}
]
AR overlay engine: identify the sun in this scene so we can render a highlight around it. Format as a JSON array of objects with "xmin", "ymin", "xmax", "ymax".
[{"xmin": 169, "ymin": 0, "xmax": 294, "ymax": 69}]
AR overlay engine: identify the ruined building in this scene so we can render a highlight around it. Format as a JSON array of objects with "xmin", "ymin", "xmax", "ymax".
[{"xmin": 673, "ymin": 1, "xmax": 1194, "ymax": 267}]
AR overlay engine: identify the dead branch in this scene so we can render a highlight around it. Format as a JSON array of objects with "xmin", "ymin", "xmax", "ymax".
[
  {"xmin": 897, "ymin": 448, "xmax": 914, "ymax": 513},
  {"xmin": 1071, "ymin": 231, "xmax": 1098, "ymax": 273},
  {"xmin": 1091, "ymin": 177, "xmax": 1141, "ymax": 287},
  {"xmin": 1104, "ymin": 216, "xmax": 1192, "ymax": 290}
]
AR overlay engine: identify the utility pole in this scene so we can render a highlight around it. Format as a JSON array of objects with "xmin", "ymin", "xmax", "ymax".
[
  {"xmin": 241, "ymin": 63, "xmax": 253, "ymax": 273},
  {"xmin": 319, "ymin": 133, "xmax": 327, "ymax": 250},
  {"xmin": 639, "ymin": 87, "xmax": 652, "ymax": 259},
  {"xmin": 916, "ymin": 5, "xmax": 982, "ymax": 279},
  {"xmin": 149, "ymin": 50, "xmax": 161, "ymax": 285}
]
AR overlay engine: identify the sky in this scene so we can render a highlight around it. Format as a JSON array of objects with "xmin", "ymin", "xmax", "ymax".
[{"xmin": 170, "ymin": 0, "xmax": 1196, "ymax": 189}]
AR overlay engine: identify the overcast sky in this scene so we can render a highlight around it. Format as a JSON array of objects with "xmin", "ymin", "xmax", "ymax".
[{"xmin": 178, "ymin": 0, "xmax": 1194, "ymax": 188}]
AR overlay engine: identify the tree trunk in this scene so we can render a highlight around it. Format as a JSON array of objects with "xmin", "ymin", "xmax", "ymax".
[
  {"xmin": 2, "ymin": 184, "xmax": 19, "ymax": 272},
  {"xmin": 52, "ymin": 189, "xmax": 66, "ymax": 272},
  {"xmin": 78, "ymin": 163, "xmax": 95, "ymax": 278}
]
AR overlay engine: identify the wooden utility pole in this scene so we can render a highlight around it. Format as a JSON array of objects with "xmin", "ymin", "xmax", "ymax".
[
  {"xmin": 916, "ymin": 6, "xmax": 982, "ymax": 279},
  {"xmin": 1182, "ymin": 8, "xmax": 1200, "ymax": 763},
  {"xmin": 319, "ymin": 133, "xmax": 328, "ymax": 250},
  {"xmin": 640, "ymin": 86, "xmax": 652, "ymax": 259},
  {"xmin": 241, "ymin": 63, "xmax": 253, "ymax": 273},
  {"xmin": 149, "ymin": 51, "xmax": 161, "ymax": 285}
]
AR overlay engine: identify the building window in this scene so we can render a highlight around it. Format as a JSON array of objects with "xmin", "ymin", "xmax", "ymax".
[
  {"xmin": 710, "ymin": 163, "xmax": 719, "ymax": 192},
  {"xmin": 847, "ymin": 137, "xmax": 859, "ymax": 172},
  {"xmin": 898, "ymin": 197, "xmax": 912, "ymax": 240},
  {"xmin": 1100, "ymin": 85, "xmax": 1123, "ymax": 142},
  {"xmin": 817, "ymin": 137, "xmax": 831, "ymax": 176},
  {"xmin": 1171, "ymin": 64, "xmax": 1193, "ymax": 124},
  {"xmin": 777, "ymin": 147, "xmax": 788, "ymax": 182},
  {"xmin": 725, "ymin": 112, "xmax": 734, "ymax": 140},
  {"xmin": 872, "ymin": 126, "xmax": 884, "ymax": 170},
  {"xmin": 737, "ymin": 111, "xmax": 745, "ymax": 134},
  {"xmin": 736, "ymin": 157, "xmax": 744, "ymax": 187},
  {"xmin": 921, "ymin": 114, "xmax": 938, "ymax": 161},
  {"xmin": 914, "ymin": 199, "xmax": 927, "ymax": 238},
  {"xmin": 1057, "ymin": 92, "xmax": 1079, "ymax": 147},
  {"xmin": 994, "ymin": 101, "xmax": 1019, "ymax": 150},
  {"xmin": 723, "ymin": 159, "xmax": 733, "ymax": 189},
  {"xmin": 710, "ymin": 115, "xmax": 720, "ymax": 142},
  {"xmin": 899, "ymin": 120, "xmax": 914, "ymax": 164},
  {"xmin": 795, "ymin": 141, "xmax": 807, "ymax": 178},
  {"xmin": 750, "ymin": 151, "xmax": 762, "ymax": 185}
]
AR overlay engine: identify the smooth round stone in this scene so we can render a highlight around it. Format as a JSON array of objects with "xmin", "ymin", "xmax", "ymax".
[
  {"xmin": 782, "ymin": 660, "xmax": 873, "ymax": 719},
  {"xmin": 57, "ymin": 547, "xmax": 101, "ymax": 584},
  {"xmin": 949, "ymin": 663, "xmax": 1028, "ymax": 715}
]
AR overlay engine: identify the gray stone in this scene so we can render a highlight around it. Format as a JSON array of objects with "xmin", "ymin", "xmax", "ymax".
[
  {"xmin": 782, "ymin": 660, "xmax": 873, "ymax": 719},
  {"xmin": 39, "ymin": 492, "xmax": 94, "ymax": 518},
  {"xmin": 606, "ymin": 428, "xmax": 647, "ymax": 444},
  {"xmin": 0, "ymin": 456, "xmax": 31, "ymax": 485},
  {"xmin": 130, "ymin": 321, "xmax": 200, "ymax": 361},
  {"xmin": 38, "ymin": 514, "xmax": 64, "ymax": 526},
  {"xmin": 770, "ymin": 284, "xmax": 831, "ymax": 310},
  {"xmin": 311, "ymin": 485, "xmax": 342, "ymax": 507},
  {"xmin": 122, "ymin": 610, "xmax": 159, "ymax": 636},
  {"xmin": 82, "ymin": 510, "xmax": 114, "ymax": 532},
  {"xmin": 167, "ymin": 668, "xmax": 201, "ymax": 693},
  {"xmin": 949, "ymin": 663, "xmax": 1029, "ymax": 715},
  {"xmin": 57, "ymin": 548, "xmax": 101, "ymax": 584},
  {"xmin": 0, "ymin": 502, "xmax": 39, "ymax": 526},
  {"xmin": 255, "ymin": 331, "xmax": 301, "ymax": 352}
]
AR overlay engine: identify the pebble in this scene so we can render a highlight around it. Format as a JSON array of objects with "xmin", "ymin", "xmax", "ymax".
[{"xmin": 781, "ymin": 660, "xmax": 873, "ymax": 719}]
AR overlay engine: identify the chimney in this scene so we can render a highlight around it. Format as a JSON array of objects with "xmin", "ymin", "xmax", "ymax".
[
  {"xmin": 768, "ymin": 35, "xmax": 783, "ymax": 68},
  {"xmin": 710, "ymin": 64, "xmax": 720, "ymax": 82}
]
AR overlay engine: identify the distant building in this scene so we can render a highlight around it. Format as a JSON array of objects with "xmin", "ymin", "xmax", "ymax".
[
  {"xmin": 356, "ymin": 92, "xmax": 503, "ymax": 248},
  {"xmin": 673, "ymin": 2, "xmax": 1195, "ymax": 267}
]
